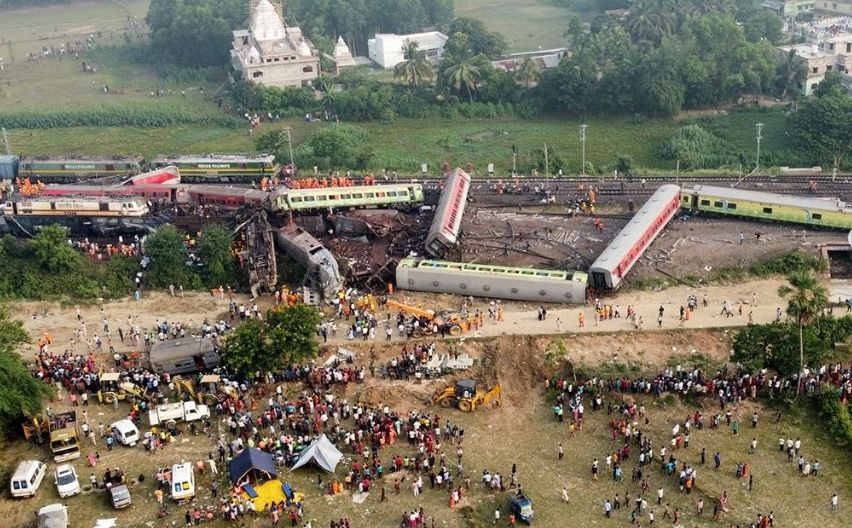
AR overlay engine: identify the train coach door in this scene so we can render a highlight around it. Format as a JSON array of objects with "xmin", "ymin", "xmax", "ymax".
[{"xmin": 590, "ymin": 271, "xmax": 608, "ymax": 289}]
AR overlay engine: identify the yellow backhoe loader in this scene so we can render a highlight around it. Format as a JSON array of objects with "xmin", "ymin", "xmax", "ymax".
[
  {"xmin": 98, "ymin": 373, "xmax": 145, "ymax": 404},
  {"xmin": 429, "ymin": 379, "xmax": 502, "ymax": 412},
  {"xmin": 386, "ymin": 300, "xmax": 470, "ymax": 337}
]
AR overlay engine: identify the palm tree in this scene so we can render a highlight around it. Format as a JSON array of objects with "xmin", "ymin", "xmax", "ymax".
[
  {"xmin": 627, "ymin": 0, "xmax": 675, "ymax": 44},
  {"xmin": 778, "ymin": 270, "xmax": 827, "ymax": 397},
  {"xmin": 394, "ymin": 41, "xmax": 434, "ymax": 88},
  {"xmin": 515, "ymin": 57, "xmax": 541, "ymax": 89},
  {"xmin": 444, "ymin": 59, "xmax": 481, "ymax": 103},
  {"xmin": 777, "ymin": 49, "xmax": 804, "ymax": 98}
]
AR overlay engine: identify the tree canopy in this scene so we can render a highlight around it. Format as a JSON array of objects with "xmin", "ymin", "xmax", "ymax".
[
  {"xmin": 221, "ymin": 304, "xmax": 322, "ymax": 376},
  {"xmin": 196, "ymin": 224, "xmax": 238, "ymax": 289},
  {"xmin": 147, "ymin": 0, "xmax": 245, "ymax": 67},
  {"xmin": 142, "ymin": 225, "xmax": 199, "ymax": 289},
  {"xmin": 0, "ymin": 309, "xmax": 53, "ymax": 434},
  {"xmin": 791, "ymin": 79, "xmax": 852, "ymax": 170}
]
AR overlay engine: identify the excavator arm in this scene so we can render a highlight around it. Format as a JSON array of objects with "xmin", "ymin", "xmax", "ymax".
[{"xmin": 386, "ymin": 300, "xmax": 435, "ymax": 321}]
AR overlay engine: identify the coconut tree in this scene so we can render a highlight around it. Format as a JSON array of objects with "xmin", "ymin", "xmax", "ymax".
[
  {"xmin": 515, "ymin": 57, "xmax": 541, "ymax": 89},
  {"xmin": 394, "ymin": 41, "xmax": 434, "ymax": 88},
  {"xmin": 444, "ymin": 58, "xmax": 481, "ymax": 103},
  {"xmin": 777, "ymin": 48, "xmax": 805, "ymax": 98},
  {"xmin": 778, "ymin": 270, "xmax": 827, "ymax": 397}
]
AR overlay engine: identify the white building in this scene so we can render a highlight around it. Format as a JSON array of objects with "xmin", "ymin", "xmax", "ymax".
[
  {"xmin": 367, "ymin": 31, "xmax": 449, "ymax": 69},
  {"xmin": 778, "ymin": 31, "xmax": 852, "ymax": 94},
  {"xmin": 230, "ymin": 0, "xmax": 320, "ymax": 88}
]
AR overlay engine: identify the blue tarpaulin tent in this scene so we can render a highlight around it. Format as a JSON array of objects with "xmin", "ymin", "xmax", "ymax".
[{"xmin": 229, "ymin": 448, "xmax": 278, "ymax": 484}]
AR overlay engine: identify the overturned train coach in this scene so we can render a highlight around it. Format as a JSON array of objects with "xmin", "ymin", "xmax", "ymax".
[
  {"xmin": 396, "ymin": 258, "xmax": 588, "ymax": 304},
  {"xmin": 274, "ymin": 224, "xmax": 342, "ymax": 301}
]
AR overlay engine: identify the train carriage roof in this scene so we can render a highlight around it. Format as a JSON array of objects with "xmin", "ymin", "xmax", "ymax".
[
  {"xmin": 590, "ymin": 184, "xmax": 682, "ymax": 270},
  {"xmin": 398, "ymin": 257, "xmax": 584, "ymax": 281},
  {"xmin": 688, "ymin": 185, "xmax": 852, "ymax": 212},
  {"xmin": 151, "ymin": 154, "xmax": 275, "ymax": 164},
  {"xmin": 22, "ymin": 156, "xmax": 143, "ymax": 164}
]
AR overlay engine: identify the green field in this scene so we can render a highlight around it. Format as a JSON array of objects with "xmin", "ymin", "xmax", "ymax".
[
  {"xmin": 455, "ymin": 0, "xmax": 579, "ymax": 52},
  {"xmin": 8, "ymin": 110, "xmax": 792, "ymax": 173}
]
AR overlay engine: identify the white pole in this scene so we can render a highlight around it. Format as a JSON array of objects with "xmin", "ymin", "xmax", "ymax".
[{"xmin": 580, "ymin": 124, "xmax": 588, "ymax": 177}]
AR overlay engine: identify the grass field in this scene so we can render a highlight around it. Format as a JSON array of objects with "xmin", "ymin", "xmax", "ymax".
[
  {"xmin": 455, "ymin": 0, "xmax": 579, "ymax": 52},
  {"xmin": 8, "ymin": 110, "xmax": 793, "ymax": 173}
]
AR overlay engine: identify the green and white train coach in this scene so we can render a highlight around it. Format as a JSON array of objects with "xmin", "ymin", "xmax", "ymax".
[
  {"xmin": 396, "ymin": 258, "xmax": 588, "ymax": 304},
  {"xmin": 681, "ymin": 185, "xmax": 852, "ymax": 230},
  {"xmin": 272, "ymin": 183, "xmax": 425, "ymax": 212}
]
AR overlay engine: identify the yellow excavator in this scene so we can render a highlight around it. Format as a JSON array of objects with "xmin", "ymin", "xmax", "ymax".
[
  {"xmin": 98, "ymin": 373, "xmax": 145, "ymax": 404},
  {"xmin": 430, "ymin": 379, "xmax": 502, "ymax": 412},
  {"xmin": 386, "ymin": 300, "xmax": 469, "ymax": 337}
]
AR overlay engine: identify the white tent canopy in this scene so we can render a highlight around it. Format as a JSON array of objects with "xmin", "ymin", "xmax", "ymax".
[{"xmin": 290, "ymin": 434, "xmax": 343, "ymax": 473}]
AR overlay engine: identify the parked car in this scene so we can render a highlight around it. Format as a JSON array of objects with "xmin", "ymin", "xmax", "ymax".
[
  {"xmin": 9, "ymin": 460, "xmax": 46, "ymax": 498},
  {"xmin": 110, "ymin": 419, "xmax": 140, "ymax": 447},
  {"xmin": 54, "ymin": 464, "xmax": 80, "ymax": 498},
  {"xmin": 109, "ymin": 483, "xmax": 132, "ymax": 509}
]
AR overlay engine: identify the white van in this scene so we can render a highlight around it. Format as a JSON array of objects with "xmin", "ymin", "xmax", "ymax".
[
  {"xmin": 10, "ymin": 460, "xmax": 47, "ymax": 498},
  {"xmin": 170, "ymin": 462, "xmax": 195, "ymax": 502},
  {"xmin": 111, "ymin": 419, "xmax": 140, "ymax": 447}
]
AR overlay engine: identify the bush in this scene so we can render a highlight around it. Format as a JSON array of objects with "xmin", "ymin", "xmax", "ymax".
[
  {"xmin": 817, "ymin": 385, "xmax": 852, "ymax": 446},
  {"xmin": 658, "ymin": 124, "xmax": 742, "ymax": 170},
  {"xmin": 750, "ymin": 250, "xmax": 820, "ymax": 277}
]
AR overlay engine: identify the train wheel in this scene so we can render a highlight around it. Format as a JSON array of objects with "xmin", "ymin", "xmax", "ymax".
[
  {"xmin": 448, "ymin": 324, "xmax": 462, "ymax": 336},
  {"xmin": 458, "ymin": 400, "xmax": 473, "ymax": 412}
]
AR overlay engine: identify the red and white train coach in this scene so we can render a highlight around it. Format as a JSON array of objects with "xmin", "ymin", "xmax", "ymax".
[
  {"xmin": 588, "ymin": 184, "xmax": 682, "ymax": 290},
  {"xmin": 425, "ymin": 168, "xmax": 471, "ymax": 258}
]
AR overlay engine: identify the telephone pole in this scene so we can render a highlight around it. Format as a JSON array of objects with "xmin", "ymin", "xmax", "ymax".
[
  {"xmin": 580, "ymin": 124, "xmax": 588, "ymax": 176},
  {"xmin": 281, "ymin": 127, "xmax": 294, "ymax": 167},
  {"xmin": 755, "ymin": 123, "xmax": 764, "ymax": 174},
  {"xmin": 1, "ymin": 127, "xmax": 9, "ymax": 155}
]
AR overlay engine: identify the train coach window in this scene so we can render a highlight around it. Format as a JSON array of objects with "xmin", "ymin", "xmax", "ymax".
[
  {"xmin": 352, "ymin": 193, "xmax": 363, "ymax": 199},
  {"xmin": 387, "ymin": 191, "xmax": 397, "ymax": 197},
  {"xmin": 328, "ymin": 195, "xmax": 339, "ymax": 200},
  {"xmin": 726, "ymin": 203, "xmax": 737, "ymax": 210},
  {"xmin": 763, "ymin": 207, "xmax": 772, "ymax": 214},
  {"xmin": 714, "ymin": 201, "xmax": 724, "ymax": 208},
  {"xmin": 290, "ymin": 197, "xmax": 303, "ymax": 203},
  {"xmin": 303, "ymin": 196, "xmax": 315, "ymax": 202},
  {"xmin": 364, "ymin": 193, "xmax": 375, "ymax": 198},
  {"xmin": 700, "ymin": 199, "xmax": 710, "ymax": 206},
  {"xmin": 341, "ymin": 194, "xmax": 352, "ymax": 200},
  {"xmin": 813, "ymin": 213, "xmax": 822, "ymax": 220}
]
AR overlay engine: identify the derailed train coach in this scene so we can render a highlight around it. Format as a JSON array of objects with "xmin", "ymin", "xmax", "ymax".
[
  {"xmin": 274, "ymin": 224, "xmax": 342, "ymax": 300},
  {"xmin": 396, "ymin": 258, "xmax": 588, "ymax": 304}
]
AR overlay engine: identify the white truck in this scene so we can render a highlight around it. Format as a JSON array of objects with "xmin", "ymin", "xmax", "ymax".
[{"xmin": 148, "ymin": 401, "xmax": 210, "ymax": 427}]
